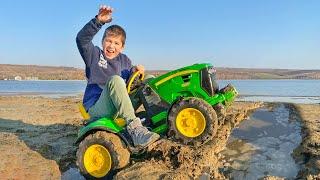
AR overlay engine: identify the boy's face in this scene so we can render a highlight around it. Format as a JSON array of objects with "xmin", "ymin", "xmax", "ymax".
[{"xmin": 102, "ymin": 35, "xmax": 124, "ymax": 59}]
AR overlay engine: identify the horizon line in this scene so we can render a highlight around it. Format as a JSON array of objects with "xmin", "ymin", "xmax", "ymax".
[{"xmin": 1, "ymin": 63, "xmax": 320, "ymax": 71}]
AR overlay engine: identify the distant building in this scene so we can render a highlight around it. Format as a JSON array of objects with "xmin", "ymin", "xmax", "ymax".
[
  {"xmin": 14, "ymin": 76, "xmax": 22, "ymax": 81},
  {"xmin": 25, "ymin": 76, "xmax": 39, "ymax": 80}
]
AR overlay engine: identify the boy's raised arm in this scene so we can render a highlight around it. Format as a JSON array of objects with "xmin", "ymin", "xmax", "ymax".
[{"xmin": 76, "ymin": 5, "xmax": 113, "ymax": 66}]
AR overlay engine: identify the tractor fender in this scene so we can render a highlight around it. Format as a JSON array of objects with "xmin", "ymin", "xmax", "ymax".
[
  {"xmin": 168, "ymin": 96, "xmax": 203, "ymax": 113},
  {"xmin": 74, "ymin": 126, "xmax": 119, "ymax": 144},
  {"xmin": 74, "ymin": 126, "xmax": 138, "ymax": 152},
  {"xmin": 75, "ymin": 116, "xmax": 125, "ymax": 144}
]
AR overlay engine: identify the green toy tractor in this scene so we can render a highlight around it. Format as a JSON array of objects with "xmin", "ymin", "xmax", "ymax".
[{"xmin": 75, "ymin": 63, "xmax": 238, "ymax": 179}]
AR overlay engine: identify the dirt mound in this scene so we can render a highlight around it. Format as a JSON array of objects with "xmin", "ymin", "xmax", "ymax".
[{"xmin": 115, "ymin": 102, "xmax": 261, "ymax": 179}]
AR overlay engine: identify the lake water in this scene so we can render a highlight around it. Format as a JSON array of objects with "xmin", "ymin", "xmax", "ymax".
[
  {"xmin": 218, "ymin": 79, "xmax": 320, "ymax": 104},
  {"xmin": 0, "ymin": 79, "xmax": 319, "ymax": 103},
  {"xmin": 0, "ymin": 80, "xmax": 86, "ymax": 98}
]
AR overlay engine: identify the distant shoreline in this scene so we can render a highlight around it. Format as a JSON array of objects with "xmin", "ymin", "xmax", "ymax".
[
  {"xmin": 0, "ymin": 79, "xmax": 86, "ymax": 81},
  {"xmin": 1, "ymin": 64, "xmax": 320, "ymax": 80},
  {"xmin": 1, "ymin": 78, "xmax": 320, "ymax": 81}
]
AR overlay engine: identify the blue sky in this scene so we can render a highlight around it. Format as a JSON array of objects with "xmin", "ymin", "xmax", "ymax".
[{"xmin": 0, "ymin": 0, "xmax": 319, "ymax": 70}]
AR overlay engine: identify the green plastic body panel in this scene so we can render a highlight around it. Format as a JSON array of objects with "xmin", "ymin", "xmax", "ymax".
[
  {"xmin": 147, "ymin": 63, "xmax": 237, "ymax": 108},
  {"xmin": 152, "ymin": 123, "xmax": 168, "ymax": 134},
  {"xmin": 148, "ymin": 63, "xmax": 210, "ymax": 104},
  {"xmin": 151, "ymin": 111, "xmax": 168, "ymax": 124}
]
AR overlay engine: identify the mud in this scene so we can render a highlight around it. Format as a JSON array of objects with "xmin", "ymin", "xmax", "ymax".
[
  {"xmin": 0, "ymin": 96, "xmax": 319, "ymax": 179},
  {"xmin": 290, "ymin": 104, "xmax": 320, "ymax": 179},
  {"xmin": 115, "ymin": 102, "xmax": 261, "ymax": 179}
]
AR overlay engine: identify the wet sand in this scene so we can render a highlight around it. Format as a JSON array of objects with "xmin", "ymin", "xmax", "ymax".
[
  {"xmin": 291, "ymin": 104, "xmax": 320, "ymax": 179},
  {"xmin": 0, "ymin": 96, "xmax": 319, "ymax": 179}
]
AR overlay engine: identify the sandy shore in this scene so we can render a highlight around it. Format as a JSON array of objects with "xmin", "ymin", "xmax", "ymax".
[
  {"xmin": 0, "ymin": 96, "xmax": 319, "ymax": 179},
  {"xmin": 0, "ymin": 96, "xmax": 82, "ymax": 179}
]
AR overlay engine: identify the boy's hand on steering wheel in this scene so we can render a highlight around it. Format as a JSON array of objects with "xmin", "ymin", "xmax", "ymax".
[{"xmin": 134, "ymin": 65, "xmax": 145, "ymax": 75}]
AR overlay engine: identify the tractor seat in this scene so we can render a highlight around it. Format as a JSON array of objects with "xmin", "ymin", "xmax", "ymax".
[
  {"xmin": 78, "ymin": 103, "xmax": 90, "ymax": 120},
  {"xmin": 78, "ymin": 103, "xmax": 126, "ymax": 127}
]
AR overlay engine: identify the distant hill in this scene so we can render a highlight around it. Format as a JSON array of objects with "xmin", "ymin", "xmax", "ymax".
[
  {"xmin": 0, "ymin": 64, "xmax": 85, "ymax": 80},
  {"xmin": 1, "ymin": 64, "xmax": 320, "ymax": 80},
  {"xmin": 215, "ymin": 67, "xmax": 320, "ymax": 79},
  {"xmin": 148, "ymin": 67, "xmax": 320, "ymax": 80}
]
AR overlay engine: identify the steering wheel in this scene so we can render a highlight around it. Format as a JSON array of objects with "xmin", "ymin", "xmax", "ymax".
[{"xmin": 126, "ymin": 71, "xmax": 145, "ymax": 94}]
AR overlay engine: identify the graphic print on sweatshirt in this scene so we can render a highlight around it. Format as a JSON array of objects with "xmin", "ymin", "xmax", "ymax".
[{"xmin": 98, "ymin": 53, "xmax": 108, "ymax": 69}]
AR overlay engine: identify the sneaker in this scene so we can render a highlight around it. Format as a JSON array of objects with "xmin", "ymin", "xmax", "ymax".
[{"xmin": 126, "ymin": 118, "xmax": 160, "ymax": 147}]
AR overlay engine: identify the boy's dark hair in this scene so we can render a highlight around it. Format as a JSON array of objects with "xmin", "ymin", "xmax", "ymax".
[{"xmin": 102, "ymin": 25, "xmax": 126, "ymax": 46}]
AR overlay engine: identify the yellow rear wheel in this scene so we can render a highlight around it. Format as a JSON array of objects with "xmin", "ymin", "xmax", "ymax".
[
  {"xmin": 176, "ymin": 108, "xmax": 206, "ymax": 138},
  {"xmin": 83, "ymin": 144, "xmax": 112, "ymax": 178},
  {"xmin": 77, "ymin": 131, "xmax": 130, "ymax": 179}
]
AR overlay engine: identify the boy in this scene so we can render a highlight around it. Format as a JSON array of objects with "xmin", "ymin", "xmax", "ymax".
[{"xmin": 76, "ymin": 5, "xmax": 159, "ymax": 147}]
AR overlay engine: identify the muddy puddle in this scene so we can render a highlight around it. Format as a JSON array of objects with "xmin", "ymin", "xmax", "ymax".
[
  {"xmin": 221, "ymin": 104, "xmax": 302, "ymax": 179},
  {"xmin": 61, "ymin": 168, "xmax": 85, "ymax": 180}
]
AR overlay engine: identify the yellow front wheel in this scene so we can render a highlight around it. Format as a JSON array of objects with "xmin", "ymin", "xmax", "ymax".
[
  {"xmin": 168, "ymin": 98, "xmax": 218, "ymax": 146},
  {"xmin": 176, "ymin": 108, "xmax": 206, "ymax": 138},
  {"xmin": 83, "ymin": 144, "xmax": 112, "ymax": 178},
  {"xmin": 77, "ymin": 131, "xmax": 130, "ymax": 179}
]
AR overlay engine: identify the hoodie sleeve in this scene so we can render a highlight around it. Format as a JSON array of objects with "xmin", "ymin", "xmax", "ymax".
[
  {"xmin": 76, "ymin": 17, "xmax": 104, "ymax": 67},
  {"xmin": 120, "ymin": 55, "xmax": 133, "ymax": 82}
]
